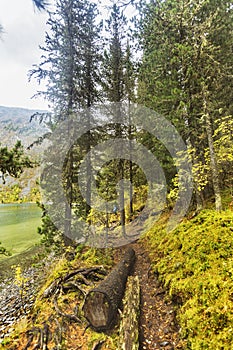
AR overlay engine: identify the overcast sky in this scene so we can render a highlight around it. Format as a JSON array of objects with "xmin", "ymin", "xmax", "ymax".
[
  {"xmin": 0, "ymin": 0, "xmax": 136, "ymax": 111},
  {"xmin": 0, "ymin": 0, "xmax": 49, "ymax": 110}
]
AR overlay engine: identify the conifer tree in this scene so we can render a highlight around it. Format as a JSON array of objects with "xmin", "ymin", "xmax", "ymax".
[
  {"xmin": 0, "ymin": 141, "xmax": 33, "ymax": 185},
  {"xmin": 31, "ymin": 0, "xmax": 101, "ymax": 245},
  {"xmin": 33, "ymin": 0, "xmax": 49, "ymax": 11},
  {"xmin": 138, "ymin": 0, "xmax": 233, "ymax": 210},
  {"xmin": 102, "ymin": 4, "xmax": 128, "ymax": 236}
]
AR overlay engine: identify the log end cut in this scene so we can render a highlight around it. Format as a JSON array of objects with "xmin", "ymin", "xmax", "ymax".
[
  {"xmin": 83, "ymin": 248, "xmax": 136, "ymax": 331},
  {"xmin": 83, "ymin": 291, "xmax": 113, "ymax": 331}
]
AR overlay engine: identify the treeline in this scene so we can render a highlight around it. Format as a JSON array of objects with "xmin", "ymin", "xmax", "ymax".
[
  {"xmin": 0, "ymin": 140, "xmax": 40, "ymax": 204},
  {"xmin": 0, "ymin": 184, "xmax": 40, "ymax": 204},
  {"xmin": 29, "ymin": 0, "xmax": 232, "ymax": 245},
  {"xmin": 138, "ymin": 0, "xmax": 233, "ymax": 212}
]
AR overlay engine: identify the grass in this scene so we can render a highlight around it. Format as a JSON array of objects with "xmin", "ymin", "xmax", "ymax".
[{"xmin": 144, "ymin": 209, "xmax": 233, "ymax": 349}]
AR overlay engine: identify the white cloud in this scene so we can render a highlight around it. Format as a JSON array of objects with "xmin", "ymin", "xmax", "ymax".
[
  {"xmin": 0, "ymin": 0, "xmax": 49, "ymax": 110},
  {"xmin": 0, "ymin": 0, "xmax": 137, "ymax": 110}
]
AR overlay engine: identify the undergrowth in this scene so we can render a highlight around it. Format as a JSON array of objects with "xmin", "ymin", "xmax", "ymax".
[
  {"xmin": 144, "ymin": 209, "xmax": 233, "ymax": 349},
  {"xmin": 0, "ymin": 246, "xmax": 117, "ymax": 350}
]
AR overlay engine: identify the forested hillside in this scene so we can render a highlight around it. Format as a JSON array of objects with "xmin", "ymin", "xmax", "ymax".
[
  {"xmin": 0, "ymin": 106, "xmax": 47, "ymax": 147},
  {"xmin": 0, "ymin": 0, "xmax": 232, "ymax": 349},
  {"xmin": 0, "ymin": 106, "xmax": 48, "ymax": 202}
]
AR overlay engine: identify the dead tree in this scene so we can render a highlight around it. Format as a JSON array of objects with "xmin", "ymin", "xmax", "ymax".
[
  {"xmin": 118, "ymin": 275, "xmax": 140, "ymax": 350},
  {"xmin": 83, "ymin": 248, "xmax": 136, "ymax": 331}
]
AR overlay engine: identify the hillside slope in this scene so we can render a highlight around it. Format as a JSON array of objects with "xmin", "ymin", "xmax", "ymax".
[
  {"xmin": 1, "ymin": 208, "xmax": 233, "ymax": 349},
  {"xmin": 0, "ymin": 105, "xmax": 48, "ymax": 199},
  {"xmin": 144, "ymin": 209, "xmax": 233, "ymax": 349},
  {"xmin": 0, "ymin": 105, "xmax": 48, "ymax": 148}
]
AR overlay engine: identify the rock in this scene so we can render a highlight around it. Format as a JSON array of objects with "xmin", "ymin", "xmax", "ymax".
[
  {"xmin": 160, "ymin": 341, "xmax": 171, "ymax": 347},
  {"xmin": 0, "ymin": 252, "xmax": 56, "ymax": 341}
]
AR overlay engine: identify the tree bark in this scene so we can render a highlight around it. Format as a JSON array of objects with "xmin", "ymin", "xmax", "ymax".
[
  {"xmin": 202, "ymin": 87, "xmax": 222, "ymax": 211},
  {"xmin": 118, "ymin": 275, "xmax": 140, "ymax": 350},
  {"xmin": 83, "ymin": 248, "xmax": 136, "ymax": 331}
]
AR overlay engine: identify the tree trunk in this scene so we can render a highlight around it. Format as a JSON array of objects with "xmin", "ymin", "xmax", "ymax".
[
  {"xmin": 83, "ymin": 248, "xmax": 136, "ymax": 331},
  {"xmin": 202, "ymin": 88, "xmax": 222, "ymax": 211},
  {"xmin": 64, "ymin": 147, "xmax": 74, "ymax": 246},
  {"xmin": 119, "ymin": 159, "xmax": 127, "ymax": 238},
  {"xmin": 118, "ymin": 275, "xmax": 140, "ymax": 350},
  {"xmin": 205, "ymin": 111, "xmax": 222, "ymax": 211}
]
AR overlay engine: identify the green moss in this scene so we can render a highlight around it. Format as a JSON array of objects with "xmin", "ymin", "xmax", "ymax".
[
  {"xmin": 75, "ymin": 245, "xmax": 114, "ymax": 267},
  {"xmin": 144, "ymin": 209, "xmax": 233, "ymax": 349}
]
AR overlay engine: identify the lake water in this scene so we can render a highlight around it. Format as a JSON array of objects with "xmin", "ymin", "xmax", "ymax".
[{"xmin": 0, "ymin": 203, "xmax": 42, "ymax": 257}]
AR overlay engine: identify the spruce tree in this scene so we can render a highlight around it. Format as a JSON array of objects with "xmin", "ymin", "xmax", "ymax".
[
  {"xmin": 138, "ymin": 0, "xmax": 233, "ymax": 210},
  {"xmin": 31, "ymin": 0, "xmax": 101, "ymax": 245},
  {"xmin": 0, "ymin": 141, "xmax": 33, "ymax": 184},
  {"xmin": 33, "ymin": 0, "xmax": 49, "ymax": 11},
  {"xmin": 102, "ymin": 4, "xmax": 128, "ymax": 236}
]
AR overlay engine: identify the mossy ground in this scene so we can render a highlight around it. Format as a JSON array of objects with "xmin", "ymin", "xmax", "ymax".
[
  {"xmin": 1, "ymin": 200, "xmax": 233, "ymax": 349},
  {"xmin": 0, "ymin": 246, "xmax": 119, "ymax": 350},
  {"xmin": 144, "ymin": 208, "xmax": 233, "ymax": 349}
]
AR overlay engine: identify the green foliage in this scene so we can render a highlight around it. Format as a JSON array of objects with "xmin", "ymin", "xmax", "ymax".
[
  {"xmin": 138, "ymin": 0, "xmax": 233, "ymax": 209},
  {"xmin": 0, "ymin": 184, "xmax": 41, "ymax": 204},
  {"xmin": 0, "ymin": 242, "xmax": 11, "ymax": 256},
  {"xmin": 0, "ymin": 141, "xmax": 34, "ymax": 184},
  {"xmin": 75, "ymin": 245, "xmax": 114, "ymax": 267},
  {"xmin": 12, "ymin": 265, "xmax": 29, "ymax": 312},
  {"xmin": 0, "ymin": 184, "xmax": 22, "ymax": 203},
  {"xmin": 37, "ymin": 203, "xmax": 61, "ymax": 247},
  {"xmin": 145, "ymin": 209, "xmax": 233, "ymax": 349},
  {"xmin": 102, "ymin": 3, "xmax": 126, "ymax": 102},
  {"xmin": 214, "ymin": 115, "xmax": 233, "ymax": 190}
]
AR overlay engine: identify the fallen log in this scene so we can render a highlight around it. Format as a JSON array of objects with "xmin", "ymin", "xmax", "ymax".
[
  {"xmin": 83, "ymin": 248, "xmax": 136, "ymax": 331},
  {"xmin": 118, "ymin": 276, "xmax": 140, "ymax": 350}
]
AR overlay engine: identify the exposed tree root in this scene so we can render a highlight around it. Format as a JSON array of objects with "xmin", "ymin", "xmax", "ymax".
[{"xmin": 52, "ymin": 295, "xmax": 82, "ymax": 323}]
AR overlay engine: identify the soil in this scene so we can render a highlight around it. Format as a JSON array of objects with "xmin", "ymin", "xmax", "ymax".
[
  {"xmin": 115, "ymin": 240, "xmax": 184, "ymax": 350},
  {"xmin": 0, "ymin": 240, "xmax": 184, "ymax": 349}
]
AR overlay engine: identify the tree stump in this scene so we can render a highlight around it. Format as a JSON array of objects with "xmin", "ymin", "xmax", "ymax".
[{"xmin": 83, "ymin": 248, "xmax": 136, "ymax": 331}]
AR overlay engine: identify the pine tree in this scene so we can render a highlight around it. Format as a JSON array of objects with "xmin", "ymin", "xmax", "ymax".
[
  {"xmin": 124, "ymin": 40, "xmax": 136, "ymax": 216},
  {"xmin": 102, "ymin": 4, "xmax": 128, "ymax": 237},
  {"xmin": 32, "ymin": 0, "xmax": 49, "ymax": 11},
  {"xmin": 138, "ymin": 0, "xmax": 233, "ymax": 210},
  {"xmin": 31, "ymin": 0, "xmax": 101, "ymax": 245},
  {"xmin": 0, "ymin": 141, "xmax": 33, "ymax": 184}
]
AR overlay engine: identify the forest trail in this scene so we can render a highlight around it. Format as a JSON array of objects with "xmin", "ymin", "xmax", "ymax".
[{"xmin": 115, "ymin": 240, "xmax": 183, "ymax": 350}]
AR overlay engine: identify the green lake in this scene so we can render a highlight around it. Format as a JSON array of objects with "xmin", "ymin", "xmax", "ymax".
[{"xmin": 0, "ymin": 203, "xmax": 42, "ymax": 257}]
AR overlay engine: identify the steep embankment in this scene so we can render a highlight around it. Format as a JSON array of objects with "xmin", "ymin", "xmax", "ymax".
[
  {"xmin": 0, "ymin": 243, "xmax": 182, "ymax": 350},
  {"xmin": 144, "ymin": 209, "xmax": 233, "ymax": 349}
]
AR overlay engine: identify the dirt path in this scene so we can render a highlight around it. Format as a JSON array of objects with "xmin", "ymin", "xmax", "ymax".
[{"xmin": 115, "ymin": 241, "xmax": 183, "ymax": 350}]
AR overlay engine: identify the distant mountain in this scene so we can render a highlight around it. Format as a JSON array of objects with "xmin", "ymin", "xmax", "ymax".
[
  {"xmin": 0, "ymin": 106, "xmax": 50, "ymax": 194},
  {"xmin": 0, "ymin": 105, "xmax": 49, "ymax": 148}
]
